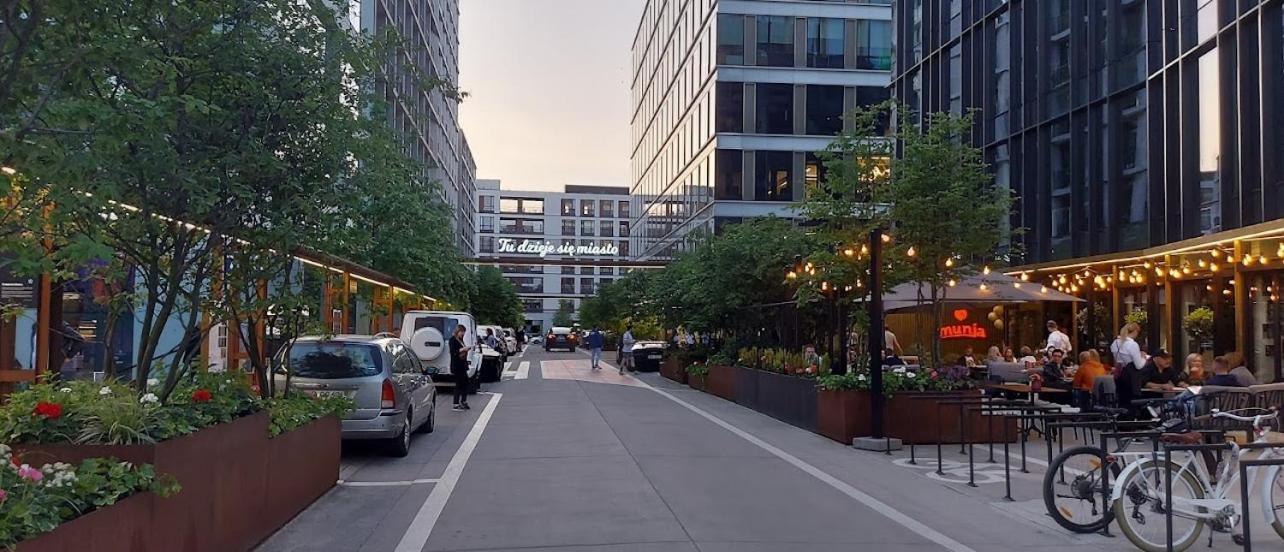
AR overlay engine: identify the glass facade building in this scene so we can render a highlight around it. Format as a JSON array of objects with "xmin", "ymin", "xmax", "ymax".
[
  {"xmin": 630, "ymin": 0, "xmax": 894, "ymax": 260},
  {"xmin": 892, "ymin": 0, "xmax": 1284, "ymax": 379}
]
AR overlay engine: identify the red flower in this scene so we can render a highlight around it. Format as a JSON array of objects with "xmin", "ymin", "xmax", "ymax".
[
  {"xmin": 32, "ymin": 402, "xmax": 62, "ymax": 419},
  {"xmin": 191, "ymin": 389, "xmax": 213, "ymax": 403},
  {"xmin": 10, "ymin": 454, "xmax": 20, "ymax": 467}
]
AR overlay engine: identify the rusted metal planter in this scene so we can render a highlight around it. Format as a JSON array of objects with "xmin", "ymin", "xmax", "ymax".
[
  {"xmin": 815, "ymin": 390, "xmax": 1016, "ymax": 445},
  {"xmin": 687, "ymin": 372, "xmax": 708, "ymax": 392},
  {"xmin": 659, "ymin": 359, "xmax": 688, "ymax": 384},
  {"xmin": 16, "ymin": 491, "xmax": 153, "ymax": 552},
  {"xmin": 15, "ymin": 412, "xmax": 341, "ymax": 552},
  {"xmin": 706, "ymin": 364, "xmax": 737, "ymax": 401}
]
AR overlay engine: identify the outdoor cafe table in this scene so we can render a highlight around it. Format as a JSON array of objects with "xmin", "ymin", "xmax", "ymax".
[{"xmin": 985, "ymin": 382, "xmax": 1068, "ymax": 404}]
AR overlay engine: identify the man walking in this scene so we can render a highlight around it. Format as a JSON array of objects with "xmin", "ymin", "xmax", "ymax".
[
  {"xmin": 620, "ymin": 325, "xmax": 636, "ymax": 375},
  {"xmin": 586, "ymin": 327, "xmax": 605, "ymax": 370},
  {"xmin": 1045, "ymin": 320, "xmax": 1072, "ymax": 356}
]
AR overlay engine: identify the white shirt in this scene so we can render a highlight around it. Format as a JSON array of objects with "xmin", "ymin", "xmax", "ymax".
[
  {"xmin": 884, "ymin": 330, "xmax": 900, "ymax": 353},
  {"xmin": 1110, "ymin": 337, "xmax": 1145, "ymax": 370},
  {"xmin": 1046, "ymin": 330, "xmax": 1072, "ymax": 354},
  {"xmin": 622, "ymin": 331, "xmax": 636, "ymax": 353}
]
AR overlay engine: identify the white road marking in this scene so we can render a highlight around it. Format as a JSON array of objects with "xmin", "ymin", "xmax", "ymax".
[
  {"xmin": 393, "ymin": 393, "xmax": 503, "ymax": 552},
  {"xmin": 514, "ymin": 361, "xmax": 530, "ymax": 380},
  {"xmin": 636, "ymin": 379, "xmax": 978, "ymax": 552},
  {"xmin": 338, "ymin": 478, "xmax": 440, "ymax": 487}
]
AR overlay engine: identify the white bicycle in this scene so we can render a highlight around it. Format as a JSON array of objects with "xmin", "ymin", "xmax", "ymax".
[{"xmin": 1110, "ymin": 408, "xmax": 1284, "ymax": 552}]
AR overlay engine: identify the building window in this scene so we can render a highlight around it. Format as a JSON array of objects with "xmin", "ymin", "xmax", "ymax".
[
  {"xmin": 581, "ymin": 278, "xmax": 594, "ymax": 295},
  {"xmin": 600, "ymin": 221, "xmax": 614, "ymax": 237},
  {"xmin": 479, "ymin": 236, "xmax": 496, "ymax": 253},
  {"xmin": 715, "ymin": 149, "xmax": 743, "ymax": 200},
  {"xmin": 856, "ymin": 20, "xmax": 892, "ymax": 70},
  {"xmin": 856, "ymin": 86, "xmax": 891, "ymax": 133},
  {"xmin": 805, "ymin": 85, "xmax": 844, "ymax": 136},
  {"xmin": 521, "ymin": 199, "xmax": 544, "ymax": 215},
  {"xmin": 756, "ymin": 83, "xmax": 795, "ymax": 135},
  {"xmin": 1197, "ymin": 49, "xmax": 1221, "ymax": 235},
  {"xmin": 717, "ymin": 14, "xmax": 745, "ymax": 65},
  {"xmin": 580, "ymin": 220, "xmax": 594, "ymax": 236},
  {"xmin": 806, "ymin": 18, "xmax": 844, "ymax": 68},
  {"xmin": 618, "ymin": 220, "xmax": 629, "ymax": 236},
  {"xmin": 501, "ymin": 218, "xmax": 544, "ymax": 235},
  {"xmin": 561, "ymin": 199, "xmax": 575, "ymax": 216},
  {"xmin": 561, "ymin": 220, "xmax": 575, "ymax": 236},
  {"xmin": 715, "ymin": 82, "xmax": 744, "ymax": 133},
  {"xmin": 755, "ymin": 151, "xmax": 793, "ymax": 201},
  {"xmin": 580, "ymin": 266, "xmax": 594, "ymax": 275},
  {"xmin": 618, "ymin": 201, "xmax": 629, "ymax": 218},
  {"xmin": 600, "ymin": 267, "xmax": 614, "ymax": 276},
  {"xmin": 581, "ymin": 200, "xmax": 595, "ymax": 217},
  {"xmin": 478, "ymin": 195, "xmax": 496, "ymax": 213},
  {"xmin": 500, "ymin": 198, "xmax": 521, "ymax": 214},
  {"xmin": 599, "ymin": 200, "xmax": 614, "ymax": 218},
  {"xmin": 479, "ymin": 216, "xmax": 495, "ymax": 233},
  {"xmin": 522, "ymin": 299, "xmax": 542, "ymax": 313},
  {"xmin": 756, "ymin": 16, "xmax": 794, "ymax": 67},
  {"xmin": 805, "ymin": 152, "xmax": 828, "ymax": 190},
  {"xmin": 562, "ymin": 265, "xmax": 575, "ymax": 274},
  {"xmin": 619, "ymin": 240, "xmax": 630, "ymax": 257},
  {"xmin": 561, "ymin": 278, "xmax": 575, "ymax": 294}
]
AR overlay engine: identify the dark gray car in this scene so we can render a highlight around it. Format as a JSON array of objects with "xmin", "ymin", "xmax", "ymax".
[{"xmin": 276, "ymin": 335, "xmax": 436, "ymax": 457}]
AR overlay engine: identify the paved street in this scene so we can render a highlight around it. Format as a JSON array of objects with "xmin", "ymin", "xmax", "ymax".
[{"xmin": 258, "ymin": 348, "xmax": 1268, "ymax": 552}]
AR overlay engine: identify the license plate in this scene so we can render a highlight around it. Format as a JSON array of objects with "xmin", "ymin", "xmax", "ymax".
[
  {"xmin": 648, "ymin": 354, "xmax": 662, "ymax": 360},
  {"xmin": 308, "ymin": 390, "xmax": 353, "ymax": 399}
]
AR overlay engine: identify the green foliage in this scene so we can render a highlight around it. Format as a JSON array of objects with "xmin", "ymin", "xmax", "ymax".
[
  {"xmin": 1124, "ymin": 308, "xmax": 1148, "ymax": 328},
  {"xmin": 0, "ymin": 447, "xmax": 179, "ymax": 547},
  {"xmin": 685, "ymin": 362, "xmax": 709, "ymax": 376},
  {"xmin": 0, "ymin": 373, "xmax": 260, "ymax": 446},
  {"xmin": 815, "ymin": 368, "xmax": 968, "ymax": 397},
  {"xmin": 468, "ymin": 266, "xmax": 523, "ymax": 329},
  {"xmin": 1183, "ymin": 307, "xmax": 1215, "ymax": 344},
  {"xmin": 552, "ymin": 299, "xmax": 575, "ymax": 328},
  {"xmin": 579, "ymin": 270, "xmax": 658, "ymax": 336},
  {"xmin": 266, "ymin": 394, "xmax": 353, "ymax": 438}
]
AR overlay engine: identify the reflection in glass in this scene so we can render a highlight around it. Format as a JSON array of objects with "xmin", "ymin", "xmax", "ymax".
[
  {"xmin": 755, "ymin": 151, "xmax": 793, "ymax": 201},
  {"xmin": 1198, "ymin": 49, "xmax": 1221, "ymax": 235},
  {"xmin": 756, "ymin": 16, "xmax": 794, "ymax": 67}
]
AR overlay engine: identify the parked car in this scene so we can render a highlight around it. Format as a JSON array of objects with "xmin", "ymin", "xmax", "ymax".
[
  {"xmin": 401, "ymin": 311, "xmax": 482, "ymax": 393},
  {"xmin": 630, "ymin": 341, "xmax": 666, "ymax": 372},
  {"xmin": 544, "ymin": 327, "xmax": 578, "ymax": 352},
  {"xmin": 276, "ymin": 335, "xmax": 435, "ymax": 457}
]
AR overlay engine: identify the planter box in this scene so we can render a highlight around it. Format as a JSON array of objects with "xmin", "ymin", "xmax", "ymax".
[
  {"xmin": 707, "ymin": 364, "xmax": 737, "ymax": 401},
  {"xmin": 815, "ymin": 390, "xmax": 1016, "ymax": 445},
  {"xmin": 17, "ymin": 492, "xmax": 153, "ymax": 552},
  {"xmin": 659, "ymin": 360, "xmax": 688, "ymax": 384},
  {"xmin": 14, "ymin": 411, "xmax": 341, "ymax": 552},
  {"xmin": 688, "ymin": 373, "xmax": 708, "ymax": 392},
  {"xmin": 734, "ymin": 366, "xmax": 760, "ymax": 412},
  {"xmin": 755, "ymin": 371, "xmax": 817, "ymax": 431}
]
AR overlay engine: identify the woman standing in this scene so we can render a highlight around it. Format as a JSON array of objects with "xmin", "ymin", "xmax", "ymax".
[
  {"xmin": 449, "ymin": 325, "xmax": 473, "ymax": 411},
  {"xmin": 1110, "ymin": 322, "xmax": 1146, "ymax": 407}
]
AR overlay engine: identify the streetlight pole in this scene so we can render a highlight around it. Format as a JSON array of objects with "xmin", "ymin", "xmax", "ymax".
[{"xmin": 868, "ymin": 228, "xmax": 885, "ymax": 439}]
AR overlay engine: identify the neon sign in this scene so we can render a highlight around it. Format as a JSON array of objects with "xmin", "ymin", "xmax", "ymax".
[
  {"xmin": 938, "ymin": 309, "xmax": 988, "ymax": 340},
  {"xmin": 496, "ymin": 238, "xmax": 619, "ymax": 258}
]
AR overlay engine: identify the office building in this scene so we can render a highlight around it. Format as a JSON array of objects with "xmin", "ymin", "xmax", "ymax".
[
  {"xmin": 892, "ymin": 0, "xmax": 1284, "ymax": 378},
  {"xmin": 474, "ymin": 180, "xmax": 647, "ymax": 333},
  {"xmin": 354, "ymin": 0, "xmax": 478, "ymax": 256},
  {"xmin": 629, "ymin": 0, "xmax": 894, "ymax": 260}
]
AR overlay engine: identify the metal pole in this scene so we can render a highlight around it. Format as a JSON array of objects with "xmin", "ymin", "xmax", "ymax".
[{"xmin": 869, "ymin": 228, "xmax": 885, "ymax": 439}]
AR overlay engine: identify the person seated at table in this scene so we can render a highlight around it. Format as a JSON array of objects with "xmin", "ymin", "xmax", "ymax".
[
  {"xmin": 1223, "ymin": 351, "xmax": 1258, "ymax": 387},
  {"xmin": 1017, "ymin": 346, "xmax": 1036, "ymax": 367},
  {"xmin": 1205, "ymin": 355, "xmax": 1245, "ymax": 387},
  {"xmin": 1139, "ymin": 348, "xmax": 1184, "ymax": 392},
  {"xmin": 882, "ymin": 348, "xmax": 906, "ymax": 367},
  {"xmin": 1002, "ymin": 347, "xmax": 1016, "ymax": 363},
  {"xmin": 1071, "ymin": 350, "xmax": 1109, "ymax": 408},
  {"xmin": 960, "ymin": 346, "xmax": 980, "ymax": 367},
  {"xmin": 1035, "ymin": 349, "xmax": 1071, "ymax": 389},
  {"xmin": 1183, "ymin": 353, "xmax": 1205, "ymax": 385}
]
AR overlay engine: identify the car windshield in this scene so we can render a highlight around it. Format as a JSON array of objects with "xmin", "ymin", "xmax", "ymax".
[{"xmin": 286, "ymin": 342, "xmax": 382, "ymax": 379}]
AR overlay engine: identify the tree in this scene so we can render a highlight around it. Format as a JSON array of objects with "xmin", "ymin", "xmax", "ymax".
[
  {"xmin": 551, "ymin": 299, "xmax": 575, "ymax": 328},
  {"xmin": 469, "ymin": 266, "xmax": 522, "ymax": 329},
  {"xmin": 580, "ymin": 270, "xmax": 653, "ymax": 335}
]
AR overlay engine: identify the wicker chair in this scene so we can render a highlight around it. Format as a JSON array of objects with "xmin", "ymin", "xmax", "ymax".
[
  {"xmin": 1250, "ymin": 383, "xmax": 1284, "ymax": 412},
  {"xmin": 1191, "ymin": 386, "xmax": 1255, "ymax": 432}
]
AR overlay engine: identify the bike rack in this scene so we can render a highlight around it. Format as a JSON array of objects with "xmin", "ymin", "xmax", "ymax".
[
  {"xmin": 1233, "ymin": 442, "xmax": 1284, "ymax": 552},
  {"xmin": 1162, "ymin": 442, "xmax": 1234, "ymax": 552},
  {"xmin": 934, "ymin": 398, "xmax": 1029, "ymax": 478}
]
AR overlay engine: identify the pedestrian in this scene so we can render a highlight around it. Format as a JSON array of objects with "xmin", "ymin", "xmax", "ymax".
[
  {"xmin": 586, "ymin": 327, "xmax": 605, "ymax": 370},
  {"xmin": 620, "ymin": 324, "xmax": 636, "ymax": 375},
  {"xmin": 1045, "ymin": 320, "xmax": 1072, "ymax": 356},
  {"xmin": 448, "ymin": 325, "xmax": 473, "ymax": 411},
  {"xmin": 484, "ymin": 328, "xmax": 499, "ymax": 350},
  {"xmin": 516, "ymin": 328, "xmax": 526, "ymax": 352}
]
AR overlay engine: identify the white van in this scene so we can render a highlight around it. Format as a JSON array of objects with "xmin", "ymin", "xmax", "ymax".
[{"xmin": 401, "ymin": 311, "xmax": 482, "ymax": 391}]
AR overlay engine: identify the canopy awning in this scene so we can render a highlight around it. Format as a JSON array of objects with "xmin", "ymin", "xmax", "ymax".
[{"xmin": 880, "ymin": 272, "xmax": 1084, "ymax": 312}]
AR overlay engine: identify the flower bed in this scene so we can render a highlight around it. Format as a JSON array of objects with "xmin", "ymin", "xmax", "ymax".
[
  {"xmin": 813, "ymin": 370, "xmax": 1015, "ymax": 445},
  {"xmin": 2, "ymin": 374, "xmax": 348, "ymax": 552}
]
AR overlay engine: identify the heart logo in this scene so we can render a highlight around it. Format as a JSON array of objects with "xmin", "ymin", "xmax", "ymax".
[{"xmin": 952, "ymin": 309, "xmax": 968, "ymax": 322}]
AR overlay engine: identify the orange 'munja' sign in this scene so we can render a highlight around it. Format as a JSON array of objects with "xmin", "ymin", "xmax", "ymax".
[{"xmin": 939, "ymin": 309, "xmax": 989, "ymax": 339}]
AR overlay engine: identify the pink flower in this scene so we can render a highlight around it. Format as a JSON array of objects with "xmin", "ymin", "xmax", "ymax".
[
  {"xmin": 18, "ymin": 465, "xmax": 42, "ymax": 482},
  {"xmin": 0, "ymin": 488, "xmax": 7, "ymax": 502}
]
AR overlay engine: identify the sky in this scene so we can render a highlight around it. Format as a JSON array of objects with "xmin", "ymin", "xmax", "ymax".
[{"xmin": 459, "ymin": 0, "xmax": 647, "ymax": 192}]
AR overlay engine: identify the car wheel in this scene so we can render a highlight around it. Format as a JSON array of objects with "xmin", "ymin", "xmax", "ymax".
[
  {"xmin": 416, "ymin": 399, "xmax": 435, "ymax": 434},
  {"xmin": 388, "ymin": 412, "xmax": 411, "ymax": 457}
]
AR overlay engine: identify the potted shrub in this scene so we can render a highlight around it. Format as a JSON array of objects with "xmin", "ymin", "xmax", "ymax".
[{"xmin": 1183, "ymin": 306, "xmax": 1214, "ymax": 353}]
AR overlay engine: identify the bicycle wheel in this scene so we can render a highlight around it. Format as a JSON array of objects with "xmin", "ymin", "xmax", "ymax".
[
  {"xmin": 1113, "ymin": 458, "xmax": 1205, "ymax": 552},
  {"xmin": 1043, "ymin": 445, "xmax": 1120, "ymax": 533},
  {"xmin": 1263, "ymin": 464, "xmax": 1284, "ymax": 540}
]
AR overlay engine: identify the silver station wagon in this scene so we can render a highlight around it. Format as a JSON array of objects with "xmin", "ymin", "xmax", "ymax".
[{"xmin": 276, "ymin": 335, "xmax": 436, "ymax": 457}]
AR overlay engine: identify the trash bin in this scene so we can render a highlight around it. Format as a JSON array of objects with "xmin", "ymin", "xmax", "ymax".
[{"xmin": 630, "ymin": 341, "xmax": 665, "ymax": 372}]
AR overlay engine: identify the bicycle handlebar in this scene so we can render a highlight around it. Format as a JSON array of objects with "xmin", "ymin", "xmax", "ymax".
[{"xmin": 1211, "ymin": 407, "xmax": 1278, "ymax": 425}]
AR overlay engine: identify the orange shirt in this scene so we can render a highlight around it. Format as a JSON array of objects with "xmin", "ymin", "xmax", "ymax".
[{"xmin": 1072, "ymin": 360, "xmax": 1110, "ymax": 391}]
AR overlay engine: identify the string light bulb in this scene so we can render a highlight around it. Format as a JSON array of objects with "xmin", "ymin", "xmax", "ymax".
[
  {"xmin": 844, "ymin": 248, "xmax": 854, "ymax": 257},
  {"xmin": 860, "ymin": 244, "xmax": 869, "ymax": 255},
  {"xmin": 1021, "ymin": 272, "xmax": 1030, "ymax": 281},
  {"xmin": 945, "ymin": 258, "xmax": 955, "ymax": 268},
  {"xmin": 906, "ymin": 246, "xmax": 916, "ymax": 257},
  {"xmin": 948, "ymin": 279, "xmax": 957, "ymax": 287},
  {"xmin": 1155, "ymin": 267, "xmax": 1164, "ymax": 277},
  {"xmin": 1210, "ymin": 262, "xmax": 1220, "ymax": 272},
  {"xmin": 881, "ymin": 233, "xmax": 892, "ymax": 243},
  {"xmin": 787, "ymin": 271, "xmax": 797, "ymax": 280},
  {"xmin": 1260, "ymin": 255, "xmax": 1268, "ymax": 265},
  {"xmin": 983, "ymin": 266, "xmax": 992, "ymax": 275},
  {"xmin": 1040, "ymin": 286, "xmax": 1048, "ymax": 293},
  {"xmin": 979, "ymin": 283, "xmax": 988, "ymax": 291},
  {"xmin": 1143, "ymin": 262, "xmax": 1153, "ymax": 269},
  {"xmin": 1243, "ymin": 255, "xmax": 1254, "ymax": 267},
  {"xmin": 1211, "ymin": 249, "xmax": 1222, "ymax": 258}
]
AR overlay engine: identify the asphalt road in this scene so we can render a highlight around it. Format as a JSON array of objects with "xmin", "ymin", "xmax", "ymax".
[{"xmin": 257, "ymin": 347, "xmax": 1191, "ymax": 552}]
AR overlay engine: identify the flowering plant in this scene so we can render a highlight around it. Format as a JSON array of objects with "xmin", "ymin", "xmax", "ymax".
[
  {"xmin": 0, "ymin": 444, "xmax": 179, "ymax": 546},
  {"xmin": 190, "ymin": 389, "xmax": 213, "ymax": 403},
  {"xmin": 816, "ymin": 367, "xmax": 969, "ymax": 398},
  {"xmin": 685, "ymin": 361, "xmax": 709, "ymax": 377}
]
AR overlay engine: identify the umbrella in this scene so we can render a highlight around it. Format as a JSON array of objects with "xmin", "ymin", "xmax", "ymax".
[{"xmin": 879, "ymin": 272, "xmax": 1084, "ymax": 312}]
